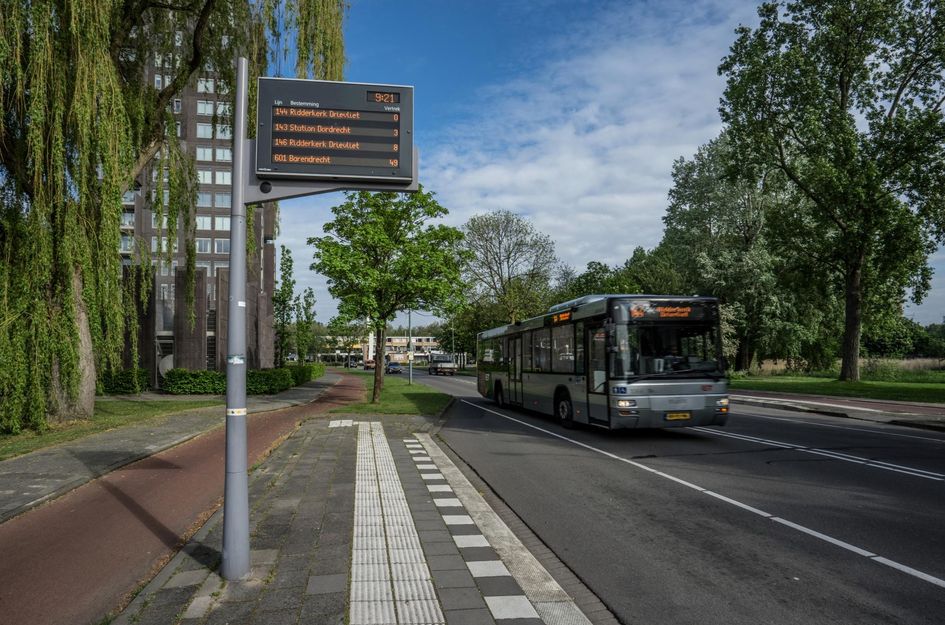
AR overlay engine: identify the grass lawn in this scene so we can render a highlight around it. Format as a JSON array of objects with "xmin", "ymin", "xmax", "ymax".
[
  {"xmin": 331, "ymin": 370, "xmax": 451, "ymax": 416},
  {"xmin": 0, "ymin": 398, "xmax": 222, "ymax": 461},
  {"xmin": 729, "ymin": 376, "xmax": 945, "ymax": 404}
]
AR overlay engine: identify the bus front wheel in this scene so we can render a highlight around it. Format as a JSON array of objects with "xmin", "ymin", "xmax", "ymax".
[{"xmin": 556, "ymin": 391, "xmax": 574, "ymax": 429}]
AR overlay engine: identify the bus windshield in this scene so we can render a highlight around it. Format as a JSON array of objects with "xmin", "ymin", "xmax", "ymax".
[{"xmin": 611, "ymin": 323, "xmax": 723, "ymax": 379}]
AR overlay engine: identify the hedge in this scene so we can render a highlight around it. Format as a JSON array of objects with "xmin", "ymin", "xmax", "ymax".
[
  {"xmin": 162, "ymin": 362, "xmax": 326, "ymax": 395},
  {"xmin": 101, "ymin": 369, "xmax": 150, "ymax": 394}
]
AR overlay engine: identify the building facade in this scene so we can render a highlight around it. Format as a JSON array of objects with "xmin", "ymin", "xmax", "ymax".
[{"xmin": 121, "ymin": 55, "xmax": 275, "ymax": 385}]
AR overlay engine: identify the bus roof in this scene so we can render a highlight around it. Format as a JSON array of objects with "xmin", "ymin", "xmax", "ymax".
[{"xmin": 478, "ymin": 294, "xmax": 719, "ymax": 340}]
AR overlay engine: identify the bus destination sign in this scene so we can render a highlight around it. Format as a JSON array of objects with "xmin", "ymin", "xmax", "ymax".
[
  {"xmin": 628, "ymin": 301, "xmax": 708, "ymax": 321},
  {"xmin": 256, "ymin": 78, "xmax": 414, "ymax": 183}
]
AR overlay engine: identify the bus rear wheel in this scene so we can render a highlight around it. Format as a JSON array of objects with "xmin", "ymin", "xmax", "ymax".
[{"xmin": 556, "ymin": 391, "xmax": 574, "ymax": 429}]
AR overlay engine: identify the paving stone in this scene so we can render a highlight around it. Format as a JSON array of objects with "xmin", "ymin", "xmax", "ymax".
[
  {"xmin": 414, "ymin": 519, "xmax": 447, "ymax": 532},
  {"xmin": 466, "ymin": 561, "xmax": 510, "ymax": 578},
  {"xmin": 444, "ymin": 608, "xmax": 497, "ymax": 625},
  {"xmin": 147, "ymin": 585, "xmax": 199, "ymax": 608},
  {"xmin": 421, "ymin": 541, "xmax": 460, "ymax": 556},
  {"xmin": 183, "ymin": 595, "xmax": 215, "ymax": 620},
  {"xmin": 129, "ymin": 603, "xmax": 188, "ymax": 625},
  {"xmin": 473, "ymin": 575, "xmax": 525, "ymax": 597},
  {"xmin": 273, "ymin": 564, "xmax": 312, "ymax": 588},
  {"xmin": 164, "ymin": 568, "xmax": 210, "ymax": 589},
  {"xmin": 426, "ymin": 554, "xmax": 466, "ymax": 571},
  {"xmin": 298, "ymin": 590, "xmax": 346, "ymax": 625},
  {"xmin": 458, "ymin": 547, "xmax": 499, "ymax": 561},
  {"xmin": 306, "ymin": 573, "xmax": 348, "ymax": 594},
  {"xmin": 418, "ymin": 530, "xmax": 452, "ymax": 543},
  {"xmin": 220, "ymin": 578, "xmax": 265, "ymax": 602},
  {"xmin": 253, "ymin": 609, "xmax": 301, "ymax": 625},
  {"xmin": 256, "ymin": 586, "xmax": 305, "ymax": 613},
  {"xmin": 431, "ymin": 569, "xmax": 477, "ymax": 589},
  {"xmin": 205, "ymin": 599, "xmax": 257, "ymax": 624},
  {"xmin": 483, "ymin": 596, "xmax": 539, "ymax": 620},
  {"xmin": 439, "ymin": 586, "xmax": 488, "ymax": 611}
]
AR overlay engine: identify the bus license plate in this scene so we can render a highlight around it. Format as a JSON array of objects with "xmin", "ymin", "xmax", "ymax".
[{"xmin": 665, "ymin": 412, "xmax": 691, "ymax": 421}]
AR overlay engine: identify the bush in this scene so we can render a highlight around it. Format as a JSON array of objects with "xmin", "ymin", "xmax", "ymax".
[
  {"xmin": 162, "ymin": 363, "xmax": 328, "ymax": 395},
  {"xmin": 247, "ymin": 368, "xmax": 294, "ymax": 394},
  {"xmin": 101, "ymin": 368, "xmax": 150, "ymax": 394},
  {"xmin": 162, "ymin": 369, "xmax": 226, "ymax": 395}
]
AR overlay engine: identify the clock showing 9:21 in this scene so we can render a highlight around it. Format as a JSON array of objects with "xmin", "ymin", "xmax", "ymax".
[{"xmin": 255, "ymin": 78, "xmax": 414, "ymax": 184}]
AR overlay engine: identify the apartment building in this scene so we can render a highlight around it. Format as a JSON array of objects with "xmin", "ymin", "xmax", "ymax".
[{"xmin": 121, "ymin": 54, "xmax": 275, "ymax": 385}]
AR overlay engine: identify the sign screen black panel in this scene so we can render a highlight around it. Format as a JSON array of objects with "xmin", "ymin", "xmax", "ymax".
[{"xmin": 256, "ymin": 78, "xmax": 413, "ymax": 182}]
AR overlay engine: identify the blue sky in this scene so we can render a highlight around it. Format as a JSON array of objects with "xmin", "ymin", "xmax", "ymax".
[{"xmin": 276, "ymin": 0, "xmax": 945, "ymax": 328}]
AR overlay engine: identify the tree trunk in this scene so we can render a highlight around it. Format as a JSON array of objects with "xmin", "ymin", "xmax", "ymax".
[
  {"xmin": 49, "ymin": 269, "xmax": 96, "ymax": 422},
  {"xmin": 839, "ymin": 259, "xmax": 864, "ymax": 382},
  {"xmin": 373, "ymin": 326, "xmax": 385, "ymax": 403},
  {"xmin": 736, "ymin": 337, "xmax": 752, "ymax": 371}
]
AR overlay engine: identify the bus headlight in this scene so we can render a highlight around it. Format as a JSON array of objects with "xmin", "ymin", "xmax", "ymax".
[
  {"xmin": 716, "ymin": 398, "xmax": 729, "ymax": 412},
  {"xmin": 616, "ymin": 399, "xmax": 637, "ymax": 408}
]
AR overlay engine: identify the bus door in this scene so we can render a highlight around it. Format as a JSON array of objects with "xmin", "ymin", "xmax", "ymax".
[
  {"xmin": 586, "ymin": 324, "xmax": 610, "ymax": 426},
  {"xmin": 509, "ymin": 336, "xmax": 523, "ymax": 404}
]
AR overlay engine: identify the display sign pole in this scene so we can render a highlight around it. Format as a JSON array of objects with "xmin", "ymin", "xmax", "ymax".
[
  {"xmin": 221, "ymin": 58, "xmax": 417, "ymax": 580},
  {"xmin": 222, "ymin": 56, "xmax": 251, "ymax": 580}
]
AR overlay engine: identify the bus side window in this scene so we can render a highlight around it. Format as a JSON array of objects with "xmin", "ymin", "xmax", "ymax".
[{"xmin": 575, "ymin": 322, "xmax": 585, "ymax": 375}]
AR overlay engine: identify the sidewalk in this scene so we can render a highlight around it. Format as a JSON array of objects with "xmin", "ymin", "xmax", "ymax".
[
  {"xmin": 112, "ymin": 414, "xmax": 600, "ymax": 625},
  {"xmin": 731, "ymin": 390, "xmax": 945, "ymax": 432},
  {"xmin": 0, "ymin": 373, "xmax": 340, "ymax": 524}
]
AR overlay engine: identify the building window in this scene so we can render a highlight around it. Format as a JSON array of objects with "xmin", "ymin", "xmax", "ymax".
[
  {"xmin": 122, "ymin": 190, "xmax": 136, "ymax": 204},
  {"xmin": 196, "ymin": 146, "xmax": 214, "ymax": 161},
  {"xmin": 197, "ymin": 169, "xmax": 213, "ymax": 184},
  {"xmin": 154, "ymin": 74, "xmax": 162, "ymax": 89},
  {"xmin": 216, "ymin": 124, "xmax": 232, "ymax": 140},
  {"xmin": 197, "ymin": 100, "xmax": 214, "ymax": 116},
  {"xmin": 121, "ymin": 212, "xmax": 135, "ymax": 228},
  {"xmin": 175, "ymin": 31, "xmax": 183, "ymax": 46},
  {"xmin": 173, "ymin": 99, "xmax": 182, "ymax": 113},
  {"xmin": 216, "ymin": 102, "xmax": 231, "ymax": 116},
  {"xmin": 215, "ymin": 148, "xmax": 232, "ymax": 162},
  {"xmin": 214, "ymin": 170, "xmax": 231, "ymax": 185},
  {"xmin": 215, "ymin": 216, "xmax": 230, "ymax": 231},
  {"xmin": 214, "ymin": 239, "xmax": 230, "ymax": 254},
  {"xmin": 214, "ymin": 192, "xmax": 231, "ymax": 208},
  {"xmin": 119, "ymin": 234, "xmax": 134, "ymax": 252},
  {"xmin": 195, "ymin": 215, "xmax": 212, "ymax": 230},
  {"xmin": 197, "ymin": 78, "xmax": 214, "ymax": 93},
  {"xmin": 196, "ymin": 238, "xmax": 211, "ymax": 254},
  {"xmin": 175, "ymin": 121, "xmax": 182, "ymax": 137},
  {"xmin": 151, "ymin": 212, "xmax": 169, "ymax": 229},
  {"xmin": 196, "ymin": 123, "xmax": 213, "ymax": 139},
  {"xmin": 196, "ymin": 192, "xmax": 212, "ymax": 207}
]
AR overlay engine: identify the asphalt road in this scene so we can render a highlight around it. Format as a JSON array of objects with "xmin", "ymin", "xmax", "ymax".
[{"xmin": 414, "ymin": 369, "xmax": 945, "ymax": 625}]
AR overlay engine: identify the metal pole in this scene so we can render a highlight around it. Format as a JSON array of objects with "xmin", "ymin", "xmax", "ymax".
[
  {"xmin": 408, "ymin": 310, "xmax": 413, "ymax": 385},
  {"xmin": 222, "ymin": 56, "xmax": 250, "ymax": 581}
]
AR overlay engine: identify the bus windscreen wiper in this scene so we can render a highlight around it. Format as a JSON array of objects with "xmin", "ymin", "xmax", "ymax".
[{"xmin": 632, "ymin": 368, "xmax": 723, "ymax": 383}]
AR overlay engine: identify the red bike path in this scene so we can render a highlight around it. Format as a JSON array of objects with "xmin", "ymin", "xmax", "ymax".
[{"xmin": 0, "ymin": 375, "xmax": 364, "ymax": 625}]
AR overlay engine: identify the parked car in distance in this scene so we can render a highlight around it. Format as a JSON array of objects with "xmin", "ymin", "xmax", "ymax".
[
  {"xmin": 363, "ymin": 360, "xmax": 376, "ymax": 370},
  {"xmin": 385, "ymin": 362, "xmax": 403, "ymax": 374}
]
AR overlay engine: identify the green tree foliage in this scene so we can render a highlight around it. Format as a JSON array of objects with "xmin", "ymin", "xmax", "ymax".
[
  {"xmin": 273, "ymin": 245, "xmax": 295, "ymax": 366},
  {"xmin": 719, "ymin": 0, "xmax": 945, "ymax": 380},
  {"xmin": 327, "ymin": 317, "xmax": 369, "ymax": 365},
  {"xmin": 661, "ymin": 133, "xmax": 845, "ymax": 370},
  {"xmin": 309, "ymin": 188, "xmax": 465, "ymax": 402},
  {"xmin": 461, "ymin": 209, "xmax": 559, "ymax": 323},
  {"xmin": 0, "ymin": 0, "xmax": 346, "ymax": 433},
  {"xmin": 553, "ymin": 261, "xmax": 641, "ymax": 302},
  {"xmin": 294, "ymin": 287, "xmax": 316, "ymax": 362}
]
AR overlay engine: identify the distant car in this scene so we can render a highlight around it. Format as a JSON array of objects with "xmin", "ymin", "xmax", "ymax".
[
  {"xmin": 363, "ymin": 360, "xmax": 376, "ymax": 370},
  {"xmin": 385, "ymin": 362, "xmax": 403, "ymax": 374}
]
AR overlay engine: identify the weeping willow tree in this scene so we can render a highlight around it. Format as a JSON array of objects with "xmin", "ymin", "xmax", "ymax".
[{"xmin": 0, "ymin": 0, "xmax": 346, "ymax": 433}]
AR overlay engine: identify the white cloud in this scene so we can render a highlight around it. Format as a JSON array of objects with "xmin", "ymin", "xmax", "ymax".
[{"xmin": 277, "ymin": 0, "xmax": 944, "ymax": 328}]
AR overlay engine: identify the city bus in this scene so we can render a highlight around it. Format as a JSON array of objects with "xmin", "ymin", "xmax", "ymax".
[{"xmin": 476, "ymin": 294, "xmax": 729, "ymax": 429}]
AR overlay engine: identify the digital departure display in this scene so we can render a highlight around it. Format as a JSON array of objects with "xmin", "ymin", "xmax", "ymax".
[{"xmin": 256, "ymin": 78, "xmax": 413, "ymax": 182}]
